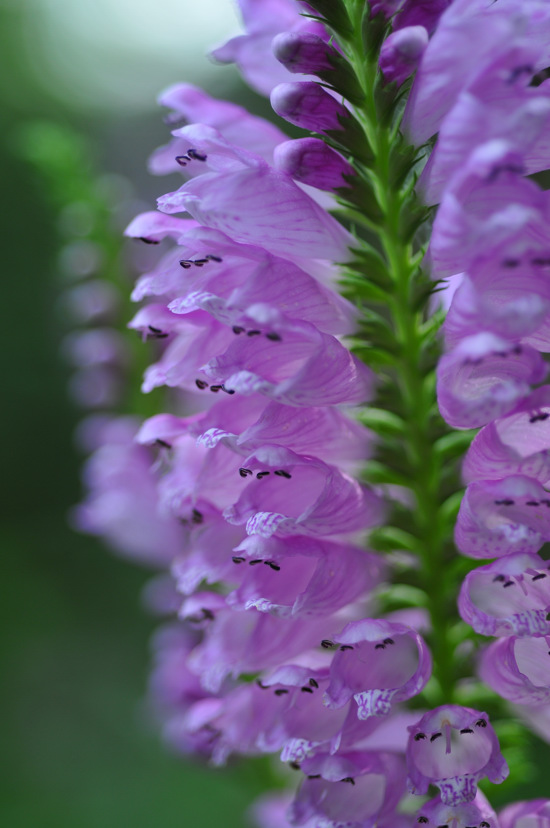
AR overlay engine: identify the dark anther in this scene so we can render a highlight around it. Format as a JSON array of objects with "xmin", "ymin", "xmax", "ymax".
[
  {"xmin": 460, "ymin": 727, "xmax": 474, "ymax": 734},
  {"xmin": 232, "ymin": 326, "xmax": 245, "ymax": 334},
  {"xmin": 201, "ymin": 608, "xmax": 214, "ymax": 621},
  {"xmin": 187, "ymin": 148, "xmax": 207, "ymax": 161},
  {"xmin": 274, "ymin": 470, "xmax": 292, "ymax": 479},
  {"xmin": 493, "ymin": 575, "xmax": 505, "ymax": 582},
  {"xmin": 529, "ymin": 412, "xmax": 549, "ymax": 423},
  {"xmin": 383, "ymin": 638, "xmax": 395, "ymax": 645},
  {"xmin": 175, "ymin": 155, "xmax": 189, "ymax": 166},
  {"xmin": 543, "ymin": 500, "xmax": 550, "ymax": 507},
  {"xmin": 436, "ymin": 825, "xmax": 449, "ymax": 828},
  {"xmin": 321, "ymin": 639, "xmax": 335, "ymax": 649},
  {"xmin": 532, "ymin": 573, "xmax": 547, "ymax": 581},
  {"xmin": 179, "ymin": 259, "xmax": 192, "ymax": 268},
  {"xmin": 301, "ymin": 686, "xmax": 314, "ymax": 694},
  {"xmin": 266, "ymin": 332, "xmax": 282, "ymax": 341},
  {"xmin": 192, "ymin": 509, "xmax": 203, "ymax": 524},
  {"xmin": 342, "ymin": 777, "xmax": 355, "ymax": 785},
  {"xmin": 375, "ymin": 643, "xmax": 386, "ymax": 650},
  {"xmin": 138, "ymin": 236, "xmax": 160, "ymax": 244},
  {"xmin": 193, "ymin": 258, "xmax": 209, "ymax": 267},
  {"xmin": 512, "ymin": 345, "xmax": 522, "ymax": 354},
  {"xmin": 530, "ymin": 66, "xmax": 550, "ymax": 87},
  {"xmin": 257, "ymin": 471, "xmax": 270, "ymax": 479},
  {"xmin": 480, "ymin": 822, "xmax": 491, "ymax": 828},
  {"xmin": 148, "ymin": 325, "xmax": 169, "ymax": 338},
  {"xmin": 430, "ymin": 732, "xmax": 442, "ymax": 743},
  {"xmin": 340, "ymin": 645, "xmax": 354, "ymax": 651},
  {"xmin": 249, "ymin": 559, "xmax": 263, "ymax": 566},
  {"xmin": 417, "ymin": 819, "xmax": 429, "ymax": 825},
  {"xmin": 195, "ymin": 379, "xmax": 209, "ymax": 390},
  {"xmin": 220, "ymin": 385, "xmax": 235, "ymax": 395},
  {"xmin": 508, "ymin": 64, "xmax": 534, "ymax": 84},
  {"xmin": 267, "ymin": 562, "xmax": 281, "ymax": 571},
  {"xmin": 239, "ymin": 467, "xmax": 253, "ymax": 478},
  {"xmin": 206, "ymin": 254, "xmax": 222, "ymax": 262},
  {"xmin": 309, "ymin": 678, "xmax": 319, "ymax": 688},
  {"xmin": 532, "ymin": 256, "xmax": 550, "ymax": 266},
  {"xmin": 247, "ymin": 330, "xmax": 261, "ymax": 337},
  {"xmin": 232, "ymin": 556, "xmax": 245, "ymax": 564},
  {"xmin": 414, "ymin": 733, "xmax": 427, "ymax": 741},
  {"xmin": 503, "ymin": 580, "xmax": 515, "ymax": 588},
  {"xmin": 256, "ymin": 680, "xmax": 268, "ymax": 689},
  {"xmin": 155, "ymin": 438, "xmax": 172, "ymax": 449},
  {"xmin": 494, "ymin": 499, "xmax": 514, "ymax": 506},
  {"xmin": 307, "ymin": 774, "xmax": 321, "ymax": 779},
  {"xmin": 210, "ymin": 385, "xmax": 223, "ymax": 393},
  {"xmin": 274, "ymin": 688, "xmax": 289, "ymax": 696},
  {"xmin": 503, "ymin": 258, "xmax": 520, "ymax": 267},
  {"xmin": 289, "ymin": 761, "xmax": 300, "ymax": 770},
  {"xmin": 526, "ymin": 501, "xmax": 540, "ymax": 506},
  {"xmin": 475, "ymin": 719, "xmax": 487, "ymax": 728}
]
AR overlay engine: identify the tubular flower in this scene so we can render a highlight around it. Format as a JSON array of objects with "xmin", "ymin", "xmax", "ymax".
[{"xmin": 74, "ymin": 0, "xmax": 550, "ymax": 823}]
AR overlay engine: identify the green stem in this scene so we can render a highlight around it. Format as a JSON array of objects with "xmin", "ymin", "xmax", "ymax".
[{"xmin": 341, "ymin": 6, "xmax": 457, "ymax": 703}]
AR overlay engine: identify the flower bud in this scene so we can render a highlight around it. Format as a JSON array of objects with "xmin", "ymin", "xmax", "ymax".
[
  {"xmin": 274, "ymin": 138, "xmax": 355, "ymax": 191},
  {"xmin": 379, "ymin": 26, "xmax": 428, "ymax": 86},
  {"xmin": 272, "ymin": 31, "xmax": 334, "ymax": 75},
  {"xmin": 271, "ymin": 82, "xmax": 349, "ymax": 133}
]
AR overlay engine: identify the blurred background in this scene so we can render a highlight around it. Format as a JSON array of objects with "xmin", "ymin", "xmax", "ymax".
[{"xmin": 0, "ymin": 1, "xmax": 276, "ymax": 825}]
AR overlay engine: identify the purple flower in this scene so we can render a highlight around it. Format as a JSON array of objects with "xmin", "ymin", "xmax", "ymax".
[
  {"xmin": 289, "ymin": 750, "xmax": 407, "ymax": 828},
  {"xmin": 455, "ymin": 476, "xmax": 550, "ymax": 559},
  {"xmin": 323, "ymin": 619, "xmax": 432, "ymax": 719},
  {"xmin": 458, "ymin": 552, "xmax": 550, "ymax": 637},
  {"xmin": 73, "ymin": 417, "xmax": 184, "ymax": 566},
  {"xmin": 463, "ymin": 388, "xmax": 550, "ymax": 485},
  {"xmin": 156, "ymin": 125, "xmax": 355, "ymax": 261},
  {"xmin": 211, "ymin": 0, "xmax": 326, "ymax": 95},
  {"xmin": 436, "ymin": 334, "xmax": 546, "ymax": 430},
  {"xmin": 226, "ymin": 535, "xmax": 384, "ymax": 617},
  {"xmin": 415, "ymin": 789, "xmax": 499, "ymax": 828},
  {"xmin": 406, "ymin": 705, "xmax": 508, "ymax": 805},
  {"xmin": 480, "ymin": 635, "xmax": 550, "ymax": 706},
  {"xmin": 499, "ymin": 799, "xmax": 550, "ymax": 828},
  {"xmin": 148, "ymin": 84, "xmax": 287, "ymax": 176}
]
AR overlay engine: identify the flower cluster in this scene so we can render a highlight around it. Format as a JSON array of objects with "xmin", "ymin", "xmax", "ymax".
[
  {"xmin": 73, "ymin": 0, "xmax": 550, "ymax": 825},
  {"xmin": 422, "ymin": 1, "xmax": 550, "ymax": 725}
]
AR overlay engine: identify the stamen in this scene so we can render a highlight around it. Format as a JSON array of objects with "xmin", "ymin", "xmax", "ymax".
[
  {"xmin": 187, "ymin": 148, "xmax": 207, "ymax": 161},
  {"xmin": 301, "ymin": 686, "xmax": 314, "ymax": 693},
  {"xmin": 155, "ymin": 439, "xmax": 172, "ymax": 449},
  {"xmin": 195, "ymin": 379, "xmax": 209, "ymax": 389},
  {"xmin": 414, "ymin": 733, "xmax": 426, "ymax": 741},
  {"xmin": 206, "ymin": 254, "xmax": 222, "ymax": 262},
  {"xmin": 309, "ymin": 678, "xmax": 319, "ymax": 688},
  {"xmin": 232, "ymin": 556, "xmax": 245, "ymax": 564},
  {"xmin": 274, "ymin": 688, "xmax": 289, "ymax": 696},
  {"xmin": 191, "ymin": 509, "xmax": 204, "ymax": 524},
  {"xmin": 249, "ymin": 559, "xmax": 263, "ymax": 566},
  {"xmin": 340, "ymin": 645, "xmax": 353, "ymax": 651},
  {"xmin": 532, "ymin": 573, "xmax": 547, "ymax": 581},
  {"xmin": 256, "ymin": 471, "xmax": 270, "ymax": 479},
  {"xmin": 247, "ymin": 330, "xmax": 261, "ymax": 337},
  {"xmin": 321, "ymin": 639, "xmax": 335, "ymax": 649},
  {"xmin": 266, "ymin": 332, "xmax": 282, "ymax": 341},
  {"xmin": 289, "ymin": 761, "xmax": 300, "ymax": 770},
  {"xmin": 341, "ymin": 777, "xmax": 355, "ymax": 785},
  {"xmin": 138, "ymin": 237, "xmax": 160, "ymax": 244},
  {"xmin": 494, "ymin": 499, "xmax": 514, "ymax": 506},
  {"xmin": 239, "ymin": 468, "xmax": 253, "ymax": 478},
  {"xmin": 375, "ymin": 643, "xmax": 385, "ymax": 650},
  {"xmin": 232, "ymin": 326, "xmax": 245, "ymax": 334},
  {"xmin": 460, "ymin": 728, "xmax": 473, "ymax": 734},
  {"xmin": 274, "ymin": 470, "xmax": 292, "ymax": 479},
  {"xmin": 430, "ymin": 732, "xmax": 442, "ymax": 742},
  {"xmin": 175, "ymin": 155, "xmax": 190, "ymax": 166}
]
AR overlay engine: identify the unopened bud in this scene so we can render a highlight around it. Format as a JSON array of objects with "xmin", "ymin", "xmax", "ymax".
[
  {"xmin": 271, "ymin": 82, "xmax": 349, "ymax": 133},
  {"xmin": 379, "ymin": 26, "xmax": 428, "ymax": 86},
  {"xmin": 274, "ymin": 138, "xmax": 354, "ymax": 191}
]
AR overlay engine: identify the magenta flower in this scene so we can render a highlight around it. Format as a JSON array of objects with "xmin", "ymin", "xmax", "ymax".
[
  {"xmin": 289, "ymin": 750, "xmax": 406, "ymax": 828},
  {"xmin": 480, "ymin": 635, "xmax": 550, "ymax": 706},
  {"xmin": 323, "ymin": 619, "xmax": 432, "ymax": 719},
  {"xmin": 458, "ymin": 552, "xmax": 550, "ymax": 637},
  {"xmin": 499, "ymin": 799, "xmax": 550, "ymax": 828},
  {"xmin": 415, "ymin": 789, "xmax": 498, "ymax": 828},
  {"xmin": 406, "ymin": 705, "xmax": 508, "ymax": 805}
]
